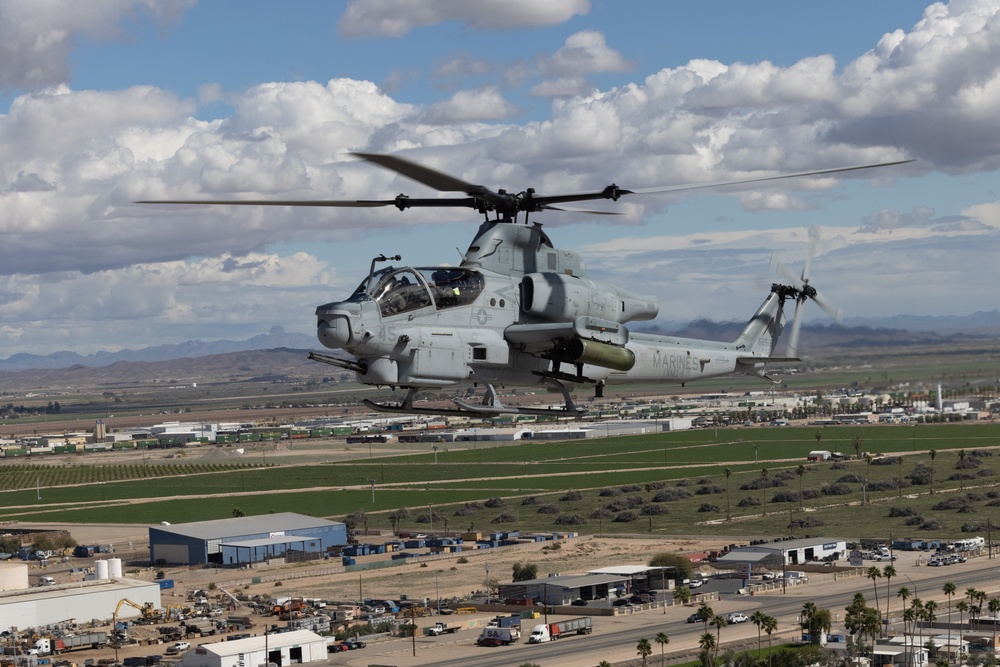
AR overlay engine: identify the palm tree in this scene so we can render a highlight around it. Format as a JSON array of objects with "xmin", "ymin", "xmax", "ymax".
[
  {"xmin": 989, "ymin": 597, "xmax": 1000, "ymax": 655},
  {"xmin": 762, "ymin": 615, "xmax": 778, "ymax": 667},
  {"xmin": 943, "ymin": 581, "xmax": 956, "ymax": 633},
  {"xmin": 598, "ymin": 662, "xmax": 612, "ymax": 667},
  {"xmin": 957, "ymin": 600, "xmax": 969, "ymax": 633},
  {"xmin": 674, "ymin": 585, "xmax": 692, "ymax": 606},
  {"xmin": 724, "ymin": 468, "xmax": 732, "ymax": 521},
  {"xmin": 698, "ymin": 632, "xmax": 717, "ymax": 665},
  {"xmin": 637, "ymin": 637, "xmax": 653, "ymax": 667},
  {"xmin": 655, "ymin": 632, "xmax": 670, "ymax": 667},
  {"xmin": 796, "ymin": 464, "xmax": 806, "ymax": 509},
  {"xmin": 802, "ymin": 602, "xmax": 831, "ymax": 646},
  {"xmin": 751, "ymin": 610, "xmax": 767, "ymax": 658},
  {"xmin": 853, "ymin": 435, "xmax": 864, "ymax": 459},
  {"xmin": 929, "ymin": 449, "xmax": 937, "ymax": 493},
  {"xmin": 698, "ymin": 602, "xmax": 715, "ymax": 634},
  {"xmin": 867, "ymin": 566, "xmax": 883, "ymax": 630},
  {"xmin": 883, "ymin": 564, "xmax": 897, "ymax": 625},
  {"xmin": 902, "ymin": 606, "xmax": 917, "ymax": 667},
  {"xmin": 711, "ymin": 614, "xmax": 727, "ymax": 650},
  {"xmin": 958, "ymin": 449, "xmax": 967, "ymax": 490}
]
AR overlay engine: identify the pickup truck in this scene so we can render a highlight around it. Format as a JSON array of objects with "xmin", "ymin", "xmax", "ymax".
[{"xmin": 727, "ymin": 613, "xmax": 749, "ymax": 624}]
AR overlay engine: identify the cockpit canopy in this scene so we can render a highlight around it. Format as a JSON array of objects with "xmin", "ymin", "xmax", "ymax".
[{"xmin": 350, "ymin": 267, "xmax": 486, "ymax": 317}]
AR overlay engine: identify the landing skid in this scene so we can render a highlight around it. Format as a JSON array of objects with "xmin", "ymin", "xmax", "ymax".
[{"xmin": 362, "ymin": 383, "xmax": 587, "ymax": 418}]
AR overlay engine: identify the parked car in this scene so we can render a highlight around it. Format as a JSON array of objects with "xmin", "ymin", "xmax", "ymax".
[
  {"xmin": 727, "ymin": 613, "xmax": 749, "ymax": 624},
  {"xmin": 571, "ymin": 599, "xmax": 588, "ymax": 606},
  {"xmin": 341, "ymin": 640, "xmax": 366, "ymax": 650},
  {"xmin": 327, "ymin": 644, "xmax": 349, "ymax": 653},
  {"xmin": 166, "ymin": 643, "xmax": 190, "ymax": 655},
  {"xmin": 477, "ymin": 637, "xmax": 503, "ymax": 647}
]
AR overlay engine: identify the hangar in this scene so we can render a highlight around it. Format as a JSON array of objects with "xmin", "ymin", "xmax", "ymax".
[{"xmin": 149, "ymin": 512, "xmax": 347, "ymax": 565}]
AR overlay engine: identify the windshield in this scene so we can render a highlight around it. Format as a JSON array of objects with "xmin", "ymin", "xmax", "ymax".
[{"xmin": 349, "ymin": 266, "xmax": 486, "ymax": 316}]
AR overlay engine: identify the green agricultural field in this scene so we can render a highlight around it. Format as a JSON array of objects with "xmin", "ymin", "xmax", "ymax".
[{"xmin": 2, "ymin": 423, "xmax": 999, "ymax": 541}]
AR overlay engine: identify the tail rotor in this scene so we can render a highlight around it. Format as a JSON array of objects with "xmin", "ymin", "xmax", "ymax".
[{"xmin": 770, "ymin": 226, "xmax": 842, "ymax": 358}]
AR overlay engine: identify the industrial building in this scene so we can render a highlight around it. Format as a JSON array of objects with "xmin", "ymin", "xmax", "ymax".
[
  {"xmin": 0, "ymin": 576, "xmax": 161, "ymax": 633},
  {"xmin": 714, "ymin": 537, "xmax": 848, "ymax": 574},
  {"xmin": 176, "ymin": 630, "xmax": 328, "ymax": 667},
  {"xmin": 149, "ymin": 512, "xmax": 347, "ymax": 566}
]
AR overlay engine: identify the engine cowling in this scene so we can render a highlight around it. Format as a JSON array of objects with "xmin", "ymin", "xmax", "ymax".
[{"xmin": 520, "ymin": 273, "xmax": 658, "ymax": 324}]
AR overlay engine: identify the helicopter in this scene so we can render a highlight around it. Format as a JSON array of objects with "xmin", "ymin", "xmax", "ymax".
[{"xmin": 140, "ymin": 153, "xmax": 910, "ymax": 417}]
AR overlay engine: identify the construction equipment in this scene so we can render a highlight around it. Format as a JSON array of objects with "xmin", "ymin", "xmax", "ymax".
[{"xmin": 113, "ymin": 598, "xmax": 163, "ymax": 626}]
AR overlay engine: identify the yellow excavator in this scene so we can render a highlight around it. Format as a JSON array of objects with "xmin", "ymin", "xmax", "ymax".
[{"xmin": 113, "ymin": 598, "xmax": 163, "ymax": 626}]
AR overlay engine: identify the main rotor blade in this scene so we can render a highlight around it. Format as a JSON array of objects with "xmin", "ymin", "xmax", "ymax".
[
  {"xmin": 629, "ymin": 159, "xmax": 914, "ymax": 196},
  {"xmin": 351, "ymin": 152, "xmax": 490, "ymax": 196},
  {"xmin": 136, "ymin": 199, "xmax": 396, "ymax": 207}
]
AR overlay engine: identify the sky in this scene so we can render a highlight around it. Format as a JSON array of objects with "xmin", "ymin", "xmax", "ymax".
[{"xmin": 1, "ymin": 0, "xmax": 1000, "ymax": 356}]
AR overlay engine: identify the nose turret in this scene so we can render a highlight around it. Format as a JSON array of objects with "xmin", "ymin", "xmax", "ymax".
[{"xmin": 316, "ymin": 302, "xmax": 360, "ymax": 350}]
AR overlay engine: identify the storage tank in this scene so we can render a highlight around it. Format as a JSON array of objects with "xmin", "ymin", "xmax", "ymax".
[
  {"xmin": 95, "ymin": 559, "xmax": 109, "ymax": 580},
  {"xmin": 108, "ymin": 557, "xmax": 123, "ymax": 579}
]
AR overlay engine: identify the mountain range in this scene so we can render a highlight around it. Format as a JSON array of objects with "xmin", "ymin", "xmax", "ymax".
[{"xmin": 1, "ymin": 312, "xmax": 998, "ymax": 377}]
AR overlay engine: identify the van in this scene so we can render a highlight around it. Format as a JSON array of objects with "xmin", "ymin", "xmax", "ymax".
[{"xmin": 38, "ymin": 576, "xmax": 56, "ymax": 586}]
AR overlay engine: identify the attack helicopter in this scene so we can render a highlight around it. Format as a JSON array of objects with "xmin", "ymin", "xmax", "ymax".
[{"xmin": 140, "ymin": 153, "xmax": 909, "ymax": 417}]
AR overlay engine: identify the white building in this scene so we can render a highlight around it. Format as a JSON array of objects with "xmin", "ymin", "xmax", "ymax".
[
  {"xmin": 177, "ymin": 630, "xmax": 328, "ymax": 667},
  {"xmin": 0, "ymin": 578, "xmax": 161, "ymax": 632}
]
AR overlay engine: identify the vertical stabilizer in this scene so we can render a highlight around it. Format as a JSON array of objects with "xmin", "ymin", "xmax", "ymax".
[{"xmin": 732, "ymin": 291, "xmax": 787, "ymax": 358}]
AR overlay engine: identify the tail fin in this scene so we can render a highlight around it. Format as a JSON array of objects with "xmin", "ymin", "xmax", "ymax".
[{"xmin": 732, "ymin": 289, "xmax": 787, "ymax": 358}]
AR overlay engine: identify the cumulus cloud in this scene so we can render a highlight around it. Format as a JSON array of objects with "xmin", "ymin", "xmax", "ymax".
[
  {"xmin": 3, "ymin": 0, "xmax": 1000, "ymax": 354},
  {"xmin": 339, "ymin": 0, "xmax": 589, "ymax": 37},
  {"xmin": 421, "ymin": 87, "xmax": 521, "ymax": 123},
  {"xmin": 0, "ymin": 0, "xmax": 193, "ymax": 90}
]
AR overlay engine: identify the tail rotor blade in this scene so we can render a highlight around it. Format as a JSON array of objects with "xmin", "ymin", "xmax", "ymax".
[{"xmin": 787, "ymin": 298, "xmax": 804, "ymax": 358}]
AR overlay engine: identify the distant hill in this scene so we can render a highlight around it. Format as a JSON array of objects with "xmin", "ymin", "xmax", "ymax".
[
  {"xmin": 0, "ymin": 325, "xmax": 314, "ymax": 372},
  {"xmin": 1, "ymin": 314, "xmax": 997, "ymax": 389}
]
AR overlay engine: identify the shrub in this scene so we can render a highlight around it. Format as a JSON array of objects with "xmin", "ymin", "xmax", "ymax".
[
  {"xmin": 640, "ymin": 504, "xmax": 669, "ymax": 516},
  {"xmin": 560, "ymin": 490, "xmax": 583, "ymax": 502},
  {"xmin": 788, "ymin": 517, "xmax": 826, "ymax": 529},
  {"xmin": 919, "ymin": 519, "xmax": 944, "ymax": 531},
  {"xmin": 695, "ymin": 485, "xmax": 725, "ymax": 495},
  {"xmin": 599, "ymin": 487, "xmax": 623, "ymax": 497},
  {"xmin": 613, "ymin": 511, "xmax": 638, "ymax": 523},
  {"xmin": 770, "ymin": 491, "xmax": 800, "ymax": 504},
  {"xmin": 520, "ymin": 496, "xmax": 539, "ymax": 506},
  {"xmin": 737, "ymin": 496, "xmax": 761, "ymax": 507},
  {"xmin": 484, "ymin": 497, "xmax": 506, "ymax": 508},
  {"xmin": 837, "ymin": 473, "xmax": 864, "ymax": 484},
  {"xmin": 822, "ymin": 483, "xmax": 853, "ymax": 496},
  {"xmin": 620, "ymin": 484, "xmax": 643, "ymax": 493},
  {"xmin": 888, "ymin": 506, "xmax": 918, "ymax": 517},
  {"xmin": 907, "ymin": 464, "xmax": 932, "ymax": 486},
  {"xmin": 653, "ymin": 488, "xmax": 691, "ymax": 502},
  {"xmin": 554, "ymin": 514, "xmax": 586, "ymax": 525},
  {"xmin": 536, "ymin": 504, "xmax": 559, "ymax": 514},
  {"xmin": 697, "ymin": 503, "xmax": 720, "ymax": 513},
  {"xmin": 589, "ymin": 508, "xmax": 613, "ymax": 519},
  {"xmin": 490, "ymin": 512, "xmax": 517, "ymax": 524}
]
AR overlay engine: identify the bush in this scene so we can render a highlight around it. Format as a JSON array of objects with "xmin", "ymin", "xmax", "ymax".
[
  {"xmin": 599, "ymin": 487, "xmax": 623, "ymax": 497},
  {"xmin": 484, "ymin": 497, "xmax": 506, "ymax": 508},
  {"xmin": 907, "ymin": 464, "xmax": 933, "ymax": 486},
  {"xmin": 613, "ymin": 511, "xmax": 638, "ymax": 523},
  {"xmin": 905, "ymin": 515, "xmax": 926, "ymax": 526},
  {"xmin": 837, "ymin": 473, "xmax": 864, "ymax": 484},
  {"xmin": 560, "ymin": 490, "xmax": 583, "ymax": 502},
  {"xmin": 589, "ymin": 508, "xmax": 613, "ymax": 519},
  {"xmin": 554, "ymin": 514, "xmax": 586, "ymax": 525},
  {"xmin": 697, "ymin": 503, "xmax": 720, "ymax": 513},
  {"xmin": 919, "ymin": 519, "xmax": 944, "ymax": 531},
  {"xmin": 788, "ymin": 517, "xmax": 826, "ymax": 529},
  {"xmin": 490, "ymin": 512, "xmax": 517, "ymax": 524},
  {"xmin": 822, "ymin": 483, "xmax": 852, "ymax": 496},
  {"xmin": 737, "ymin": 496, "xmax": 761, "ymax": 507},
  {"xmin": 640, "ymin": 504, "xmax": 669, "ymax": 516},
  {"xmin": 695, "ymin": 484, "xmax": 725, "ymax": 495},
  {"xmin": 536, "ymin": 504, "xmax": 559, "ymax": 514},
  {"xmin": 770, "ymin": 491, "xmax": 800, "ymax": 504},
  {"xmin": 653, "ymin": 488, "xmax": 691, "ymax": 502},
  {"xmin": 520, "ymin": 496, "xmax": 539, "ymax": 506},
  {"xmin": 871, "ymin": 456, "xmax": 902, "ymax": 466},
  {"xmin": 620, "ymin": 484, "xmax": 643, "ymax": 493},
  {"xmin": 888, "ymin": 506, "xmax": 918, "ymax": 517}
]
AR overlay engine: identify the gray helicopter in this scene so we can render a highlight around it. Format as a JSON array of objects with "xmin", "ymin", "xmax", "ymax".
[{"xmin": 141, "ymin": 153, "xmax": 909, "ymax": 417}]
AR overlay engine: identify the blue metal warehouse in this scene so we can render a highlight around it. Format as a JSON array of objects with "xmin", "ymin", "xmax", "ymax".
[{"xmin": 149, "ymin": 512, "xmax": 346, "ymax": 565}]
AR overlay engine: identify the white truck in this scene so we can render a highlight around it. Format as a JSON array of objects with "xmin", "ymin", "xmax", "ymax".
[
  {"xmin": 527, "ymin": 617, "xmax": 593, "ymax": 644},
  {"xmin": 426, "ymin": 622, "xmax": 461, "ymax": 636},
  {"xmin": 477, "ymin": 626, "xmax": 521, "ymax": 645}
]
